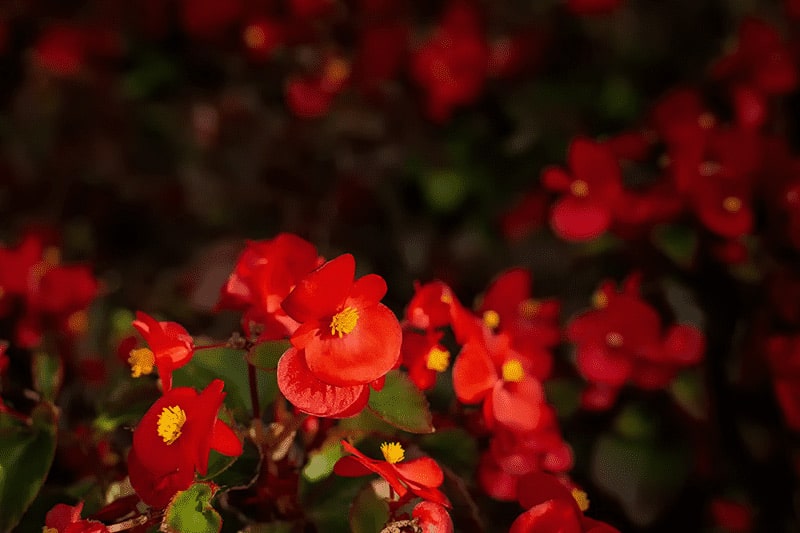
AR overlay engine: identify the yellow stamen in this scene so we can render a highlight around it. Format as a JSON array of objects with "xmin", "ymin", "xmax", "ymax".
[
  {"xmin": 605, "ymin": 331, "xmax": 624, "ymax": 348},
  {"xmin": 66, "ymin": 310, "xmax": 88, "ymax": 335},
  {"xmin": 330, "ymin": 306, "xmax": 359, "ymax": 337},
  {"xmin": 43, "ymin": 246, "xmax": 61, "ymax": 266},
  {"xmin": 570, "ymin": 179, "xmax": 589, "ymax": 198},
  {"xmin": 426, "ymin": 347, "xmax": 450, "ymax": 372},
  {"xmin": 518, "ymin": 298, "xmax": 540, "ymax": 320},
  {"xmin": 380, "ymin": 441, "xmax": 405, "ymax": 464},
  {"xmin": 43, "ymin": 528, "xmax": 58, "ymax": 533},
  {"xmin": 440, "ymin": 292, "xmax": 453, "ymax": 304},
  {"xmin": 722, "ymin": 196, "xmax": 742, "ymax": 213},
  {"xmin": 572, "ymin": 488, "xmax": 590, "ymax": 512},
  {"xmin": 698, "ymin": 113, "xmax": 715, "ymax": 129},
  {"xmin": 325, "ymin": 58, "xmax": 350, "ymax": 85},
  {"xmin": 157, "ymin": 405, "xmax": 186, "ymax": 445},
  {"xmin": 501, "ymin": 359, "xmax": 524, "ymax": 382},
  {"xmin": 243, "ymin": 25, "xmax": 266, "ymax": 49},
  {"xmin": 128, "ymin": 348, "xmax": 155, "ymax": 378},
  {"xmin": 699, "ymin": 161, "xmax": 721, "ymax": 176},
  {"xmin": 483, "ymin": 310, "xmax": 500, "ymax": 329},
  {"xmin": 592, "ymin": 291, "xmax": 608, "ymax": 309}
]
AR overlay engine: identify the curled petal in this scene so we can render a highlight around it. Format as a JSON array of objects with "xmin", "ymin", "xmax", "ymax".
[{"xmin": 282, "ymin": 254, "xmax": 355, "ymax": 322}]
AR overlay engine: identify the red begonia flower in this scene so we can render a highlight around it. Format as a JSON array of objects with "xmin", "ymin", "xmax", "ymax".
[
  {"xmin": 404, "ymin": 280, "xmax": 454, "ymax": 331},
  {"xmin": 543, "ymin": 137, "xmax": 623, "ymax": 241},
  {"xmin": 477, "ymin": 451, "xmax": 519, "ymax": 501},
  {"xmin": 131, "ymin": 379, "xmax": 242, "ymax": 484},
  {"xmin": 412, "ymin": 501, "xmax": 454, "ymax": 533},
  {"xmin": 401, "ymin": 327, "xmax": 450, "ymax": 391},
  {"xmin": 277, "ymin": 346, "xmax": 370, "ymax": 417},
  {"xmin": 130, "ymin": 311, "xmax": 194, "ymax": 391},
  {"xmin": 511, "ymin": 472, "xmax": 619, "ymax": 533},
  {"xmin": 242, "ymin": 18, "xmax": 284, "ymax": 62},
  {"xmin": 410, "ymin": 0, "xmax": 489, "ymax": 122},
  {"xmin": 127, "ymin": 447, "xmax": 194, "ymax": 509},
  {"xmin": 44, "ymin": 501, "xmax": 109, "ymax": 533},
  {"xmin": 334, "ymin": 440, "xmax": 451, "ymax": 507},
  {"xmin": 285, "ymin": 56, "xmax": 351, "ymax": 118},
  {"xmin": 282, "ymin": 253, "xmax": 402, "ymax": 387},
  {"xmin": 452, "ymin": 329, "xmax": 545, "ymax": 432}
]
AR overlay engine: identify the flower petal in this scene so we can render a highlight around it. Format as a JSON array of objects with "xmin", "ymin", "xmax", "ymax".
[
  {"xmin": 550, "ymin": 197, "xmax": 611, "ymax": 241},
  {"xmin": 282, "ymin": 253, "xmax": 355, "ymax": 322}
]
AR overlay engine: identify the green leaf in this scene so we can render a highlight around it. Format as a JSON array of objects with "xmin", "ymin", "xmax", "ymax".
[
  {"xmin": 202, "ymin": 438, "xmax": 262, "ymax": 490},
  {"xmin": 0, "ymin": 403, "xmax": 58, "ymax": 533},
  {"xmin": 368, "ymin": 370, "xmax": 434, "ymax": 434},
  {"xmin": 591, "ymin": 434, "xmax": 690, "ymax": 527},
  {"xmin": 652, "ymin": 224, "xmax": 697, "ymax": 268},
  {"xmin": 32, "ymin": 351, "xmax": 62, "ymax": 402},
  {"xmin": 349, "ymin": 483, "xmax": 390, "ymax": 533},
  {"xmin": 162, "ymin": 483, "xmax": 222, "ymax": 533},
  {"xmin": 247, "ymin": 341, "xmax": 290, "ymax": 371},
  {"xmin": 302, "ymin": 439, "xmax": 345, "ymax": 483},
  {"xmin": 420, "ymin": 169, "xmax": 469, "ymax": 213},
  {"xmin": 418, "ymin": 428, "xmax": 478, "ymax": 478},
  {"xmin": 300, "ymin": 475, "xmax": 365, "ymax": 533},
  {"xmin": 669, "ymin": 370, "xmax": 708, "ymax": 420},
  {"xmin": 171, "ymin": 348, "xmax": 277, "ymax": 422}
]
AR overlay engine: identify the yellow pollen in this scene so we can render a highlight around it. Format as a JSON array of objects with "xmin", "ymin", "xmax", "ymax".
[
  {"xmin": 570, "ymin": 179, "xmax": 590, "ymax": 198},
  {"xmin": 43, "ymin": 528, "xmax": 58, "ymax": 533},
  {"xmin": 698, "ymin": 113, "xmax": 715, "ymax": 129},
  {"xmin": 157, "ymin": 405, "xmax": 186, "ymax": 445},
  {"xmin": 518, "ymin": 298, "xmax": 540, "ymax": 319},
  {"xmin": 330, "ymin": 306, "xmax": 359, "ymax": 337},
  {"xmin": 66, "ymin": 310, "xmax": 88, "ymax": 335},
  {"xmin": 426, "ymin": 347, "xmax": 450, "ymax": 372},
  {"xmin": 502, "ymin": 359, "xmax": 525, "ymax": 382},
  {"xmin": 572, "ymin": 488, "xmax": 590, "ymax": 512},
  {"xmin": 325, "ymin": 58, "xmax": 350, "ymax": 85},
  {"xmin": 483, "ymin": 310, "xmax": 500, "ymax": 329},
  {"xmin": 722, "ymin": 196, "xmax": 742, "ymax": 213},
  {"xmin": 380, "ymin": 441, "xmax": 405, "ymax": 464},
  {"xmin": 440, "ymin": 292, "xmax": 453, "ymax": 304},
  {"xmin": 128, "ymin": 348, "xmax": 155, "ymax": 378},
  {"xmin": 243, "ymin": 25, "xmax": 266, "ymax": 49},
  {"xmin": 592, "ymin": 291, "xmax": 608, "ymax": 309},
  {"xmin": 699, "ymin": 161, "xmax": 721, "ymax": 176},
  {"xmin": 43, "ymin": 246, "xmax": 61, "ymax": 266},
  {"xmin": 605, "ymin": 331, "xmax": 624, "ymax": 348}
]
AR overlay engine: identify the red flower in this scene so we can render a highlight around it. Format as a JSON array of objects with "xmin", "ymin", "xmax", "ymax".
[
  {"xmin": 404, "ymin": 280, "xmax": 454, "ymax": 331},
  {"xmin": 401, "ymin": 327, "xmax": 451, "ymax": 391},
  {"xmin": 282, "ymin": 253, "xmax": 402, "ymax": 386},
  {"xmin": 412, "ymin": 501, "xmax": 454, "ymax": 533},
  {"xmin": 452, "ymin": 328, "xmax": 546, "ymax": 432},
  {"xmin": 542, "ymin": 137, "xmax": 623, "ymax": 241},
  {"xmin": 285, "ymin": 56, "xmax": 351, "ymax": 118},
  {"xmin": 216, "ymin": 234, "xmax": 321, "ymax": 339},
  {"xmin": 34, "ymin": 25, "xmax": 85, "ymax": 77},
  {"xmin": 410, "ymin": 0, "xmax": 489, "ymax": 122},
  {"xmin": 510, "ymin": 472, "xmax": 619, "ymax": 533},
  {"xmin": 44, "ymin": 502, "xmax": 108, "ymax": 533},
  {"xmin": 334, "ymin": 440, "xmax": 451, "ymax": 507},
  {"xmin": 129, "ymin": 311, "xmax": 194, "ymax": 391},
  {"xmin": 129, "ymin": 379, "xmax": 242, "ymax": 507},
  {"xmin": 242, "ymin": 18, "xmax": 284, "ymax": 62}
]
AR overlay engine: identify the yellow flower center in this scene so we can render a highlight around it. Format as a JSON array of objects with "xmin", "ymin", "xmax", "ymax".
[
  {"xmin": 243, "ymin": 25, "xmax": 266, "ymax": 49},
  {"xmin": 128, "ymin": 348, "xmax": 155, "ymax": 378},
  {"xmin": 325, "ymin": 58, "xmax": 351, "ymax": 85},
  {"xmin": 66, "ymin": 310, "xmax": 88, "ymax": 335},
  {"xmin": 592, "ymin": 290, "xmax": 608, "ymax": 309},
  {"xmin": 330, "ymin": 306, "xmax": 359, "ymax": 337},
  {"xmin": 501, "ymin": 359, "xmax": 524, "ymax": 382},
  {"xmin": 42, "ymin": 528, "xmax": 58, "ymax": 533},
  {"xmin": 722, "ymin": 196, "xmax": 742, "ymax": 213},
  {"xmin": 157, "ymin": 405, "xmax": 186, "ymax": 445},
  {"xmin": 482, "ymin": 310, "xmax": 500, "ymax": 329},
  {"xmin": 698, "ymin": 112, "xmax": 715, "ymax": 129},
  {"xmin": 43, "ymin": 246, "xmax": 61, "ymax": 266},
  {"xmin": 426, "ymin": 347, "xmax": 450, "ymax": 372},
  {"xmin": 380, "ymin": 442, "xmax": 405, "ymax": 464},
  {"xmin": 572, "ymin": 488, "xmax": 590, "ymax": 512},
  {"xmin": 605, "ymin": 331, "xmax": 624, "ymax": 348},
  {"xmin": 570, "ymin": 179, "xmax": 589, "ymax": 198},
  {"xmin": 440, "ymin": 292, "xmax": 453, "ymax": 304},
  {"xmin": 518, "ymin": 298, "xmax": 540, "ymax": 320}
]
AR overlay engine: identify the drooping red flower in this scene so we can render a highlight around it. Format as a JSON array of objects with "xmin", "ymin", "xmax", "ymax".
[
  {"xmin": 412, "ymin": 501, "xmax": 455, "ymax": 533},
  {"xmin": 334, "ymin": 440, "xmax": 451, "ymax": 507},
  {"xmin": 282, "ymin": 253, "xmax": 402, "ymax": 386},
  {"xmin": 130, "ymin": 311, "xmax": 194, "ymax": 391},
  {"xmin": 130, "ymin": 379, "xmax": 242, "ymax": 507},
  {"xmin": 401, "ymin": 327, "xmax": 451, "ymax": 391},
  {"xmin": 44, "ymin": 501, "xmax": 109, "ymax": 533},
  {"xmin": 542, "ymin": 137, "xmax": 623, "ymax": 241}
]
